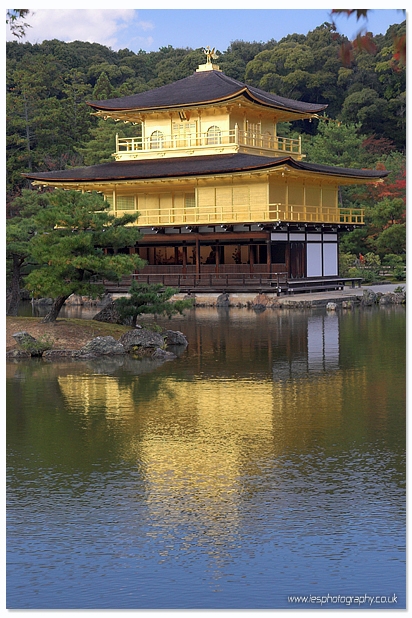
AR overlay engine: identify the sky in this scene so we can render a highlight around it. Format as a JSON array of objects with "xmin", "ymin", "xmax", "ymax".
[{"xmin": 5, "ymin": 7, "xmax": 406, "ymax": 54}]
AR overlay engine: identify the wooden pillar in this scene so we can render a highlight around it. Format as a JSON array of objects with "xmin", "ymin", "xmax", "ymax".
[
  {"xmin": 285, "ymin": 244, "xmax": 290, "ymax": 278},
  {"xmin": 195, "ymin": 237, "xmax": 200, "ymax": 278},
  {"xmin": 266, "ymin": 236, "xmax": 272, "ymax": 275},
  {"xmin": 174, "ymin": 246, "xmax": 179, "ymax": 264},
  {"xmin": 249, "ymin": 244, "xmax": 255, "ymax": 274},
  {"xmin": 215, "ymin": 242, "xmax": 220, "ymax": 273},
  {"xmin": 182, "ymin": 245, "xmax": 187, "ymax": 274},
  {"xmin": 301, "ymin": 243, "xmax": 306, "ymax": 278}
]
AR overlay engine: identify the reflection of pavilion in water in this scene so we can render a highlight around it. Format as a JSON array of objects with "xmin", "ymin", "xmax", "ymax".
[
  {"xmin": 273, "ymin": 313, "xmax": 339, "ymax": 380},
  {"xmin": 57, "ymin": 313, "xmax": 364, "ymax": 561}
]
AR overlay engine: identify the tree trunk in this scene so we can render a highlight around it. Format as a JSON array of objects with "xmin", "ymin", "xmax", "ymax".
[
  {"xmin": 6, "ymin": 255, "xmax": 23, "ymax": 316},
  {"xmin": 22, "ymin": 92, "xmax": 33, "ymax": 171},
  {"xmin": 41, "ymin": 295, "xmax": 69, "ymax": 323}
]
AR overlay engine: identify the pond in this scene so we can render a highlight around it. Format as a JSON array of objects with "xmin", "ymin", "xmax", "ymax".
[{"xmin": 6, "ymin": 305, "xmax": 406, "ymax": 610}]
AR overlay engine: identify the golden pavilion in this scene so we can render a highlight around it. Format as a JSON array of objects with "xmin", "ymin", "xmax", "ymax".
[{"xmin": 24, "ymin": 48, "xmax": 388, "ymax": 287}]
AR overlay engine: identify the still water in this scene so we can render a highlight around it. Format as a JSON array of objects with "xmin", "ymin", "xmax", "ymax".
[{"xmin": 7, "ymin": 306, "xmax": 406, "ymax": 609}]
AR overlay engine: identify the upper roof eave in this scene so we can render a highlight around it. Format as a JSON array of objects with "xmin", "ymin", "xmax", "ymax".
[
  {"xmin": 89, "ymin": 90, "xmax": 328, "ymax": 116},
  {"xmin": 88, "ymin": 88, "xmax": 249, "ymax": 114},
  {"xmin": 86, "ymin": 69, "xmax": 328, "ymax": 116}
]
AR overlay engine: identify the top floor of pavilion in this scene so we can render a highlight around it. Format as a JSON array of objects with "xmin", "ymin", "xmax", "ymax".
[{"xmin": 86, "ymin": 47, "xmax": 328, "ymax": 163}]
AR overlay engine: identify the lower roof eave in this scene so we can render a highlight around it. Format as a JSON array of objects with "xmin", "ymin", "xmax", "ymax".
[{"xmin": 23, "ymin": 153, "xmax": 389, "ymax": 186}]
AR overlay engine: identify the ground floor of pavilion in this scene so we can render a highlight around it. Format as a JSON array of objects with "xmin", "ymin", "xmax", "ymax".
[{"xmin": 116, "ymin": 222, "xmax": 352, "ymax": 280}]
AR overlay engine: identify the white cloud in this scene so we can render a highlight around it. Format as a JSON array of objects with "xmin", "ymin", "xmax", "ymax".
[{"xmin": 6, "ymin": 9, "xmax": 153, "ymax": 50}]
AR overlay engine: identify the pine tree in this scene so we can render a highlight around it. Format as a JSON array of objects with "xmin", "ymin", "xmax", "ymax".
[
  {"xmin": 115, "ymin": 281, "xmax": 193, "ymax": 327},
  {"xmin": 23, "ymin": 189, "xmax": 145, "ymax": 322}
]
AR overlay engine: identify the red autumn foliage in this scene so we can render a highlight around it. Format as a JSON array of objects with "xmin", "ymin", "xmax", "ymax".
[
  {"xmin": 367, "ymin": 164, "xmax": 406, "ymax": 204},
  {"xmin": 392, "ymin": 33, "xmax": 406, "ymax": 69},
  {"xmin": 362, "ymin": 135, "xmax": 396, "ymax": 156},
  {"xmin": 331, "ymin": 9, "xmax": 405, "ymax": 67}
]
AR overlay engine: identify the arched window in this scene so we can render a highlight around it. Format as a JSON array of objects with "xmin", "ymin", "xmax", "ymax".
[
  {"xmin": 150, "ymin": 130, "xmax": 164, "ymax": 149},
  {"xmin": 206, "ymin": 125, "xmax": 221, "ymax": 145}
]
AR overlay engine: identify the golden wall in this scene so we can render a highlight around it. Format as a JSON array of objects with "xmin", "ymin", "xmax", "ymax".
[{"xmin": 104, "ymin": 172, "xmax": 345, "ymax": 226}]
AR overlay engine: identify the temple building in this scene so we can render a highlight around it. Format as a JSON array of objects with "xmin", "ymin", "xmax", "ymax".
[{"xmin": 24, "ymin": 48, "xmax": 388, "ymax": 287}]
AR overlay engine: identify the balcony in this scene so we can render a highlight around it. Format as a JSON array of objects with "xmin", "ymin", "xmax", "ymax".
[
  {"xmin": 113, "ymin": 202, "xmax": 364, "ymax": 227},
  {"xmin": 113, "ymin": 128, "xmax": 302, "ymax": 161}
]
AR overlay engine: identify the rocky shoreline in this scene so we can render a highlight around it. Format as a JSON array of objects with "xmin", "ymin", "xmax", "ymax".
[
  {"xmin": 8, "ymin": 286, "xmax": 405, "ymax": 362},
  {"xmin": 209, "ymin": 287, "xmax": 406, "ymax": 310},
  {"xmin": 7, "ymin": 326, "xmax": 188, "ymax": 362},
  {"xmin": 32, "ymin": 285, "xmax": 406, "ymax": 312}
]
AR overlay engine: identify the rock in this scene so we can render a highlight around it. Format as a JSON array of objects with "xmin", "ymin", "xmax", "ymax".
[
  {"xmin": 393, "ymin": 291, "xmax": 406, "ymax": 304},
  {"xmin": 379, "ymin": 291, "xmax": 406, "ymax": 305},
  {"xmin": 361, "ymin": 289, "xmax": 377, "ymax": 306},
  {"xmin": 164, "ymin": 330, "xmax": 188, "ymax": 346},
  {"xmin": 65, "ymin": 294, "xmax": 85, "ymax": 306},
  {"xmin": 43, "ymin": 350, "xmax": 77, "ymax": 359},
  {"xmin": 252, "ymin": 293, "xmax": 271, "ymax": 307},
  {"xmin": 13, "ymin": 331, "xmax": 37, "ymax": 347},
  {"xmin": 379, "ymin": 293, "xmax": 393, "ymax": 305},
  {"xmin": 79, "ymin": 336, "xmax": 125, "ymax": 357},
  {"xmin": 12, "ymin": 331, "xmax": 49, "ymax": 356},
  {"xmin": 66, "ymin": 293, "xmax": 112, "ymax": 306},
  {"xmin": 216, "ymin": 293, "xmax": 230, "ymax": 307},
  {"xmin": 326, "ymin": 302, "xmax": 338, "ymax": 311},
  {"xmin": 119, "ymin": 328, "xmax": 165, "ymax": 353},
  {"xmin": 342, "ymin": 300, "xmax": 354, "ymax": 309},
  {"xmin": 93, "ymin": 301, "xmax": 131, "ymax": 325},
  {"xmin": 252, "ymin": 304, "xmax": 266, "ymax": 313},
  {"xmin": 6, "ymin": 349, "xmax": 31, "ymax": 359}
]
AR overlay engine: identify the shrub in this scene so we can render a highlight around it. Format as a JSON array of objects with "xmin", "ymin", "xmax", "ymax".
[
  {"xmin": 339, "ymin": 252, "xmax": 357, "ymax": 277},
  {"xmin": 393, "ymin": 265, "xmax": 406, "ymax": 281},
  {"xmin": 19, "ymin": 334, "xmax": 54, "ymax": 355},
  {"xmin": 382, "ymin": 254, "xmax": 406, "ymax": 281}
]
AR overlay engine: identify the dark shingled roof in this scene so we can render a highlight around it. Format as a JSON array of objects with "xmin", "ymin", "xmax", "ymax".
[
  {"xmin": 86, "ymin": 70, "xmax": 328, "ymax": 114},
  {"xmin": 23, "ymin": 154, "xmax": 389, "ymax": 183}
]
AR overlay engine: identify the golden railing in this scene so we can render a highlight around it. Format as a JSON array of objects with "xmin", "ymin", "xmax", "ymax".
[
  {"xmin": 115, "ymin": 129, "xmax": 301, "ymax": 156},
  {"xmin": 114, "ymin": 203, "xmax": 364, "ymax": 226}
]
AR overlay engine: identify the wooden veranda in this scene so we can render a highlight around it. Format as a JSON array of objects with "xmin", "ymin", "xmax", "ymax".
[{"xmin": 101, "ymin": 272, "xmax": 362, "ymax": 295}]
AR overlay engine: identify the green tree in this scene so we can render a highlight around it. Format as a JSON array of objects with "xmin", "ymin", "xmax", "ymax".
[
  {"xmin": 218, "ymin": 40, "xmax": 275, "ymax": 81},
  {"xmin": 6, "ymin": 52, "xmax": 89, "ymax": 200},
  {"xmin": 374, "ymin": 223, "xmax": 406, "ymax": 256},
  {"xmin": 6, "ymin": 190, "xmax": 52, "ymax": 315},
  {"xmin": 304, "ymin": 120, "xmax": 369, "ymax": 168},
  {"xmin": 339, "ymin": 227, "xmax": 370, "ymax": 256},
  {"xmin": 61, "ymin": 68, "xmax": 93, "ymax": 142},
  {"xmin": 366, "ymin": 197, "xmax": 405, "ymax": 229},
  {"xmin": 24, "ymin": 190, "xmax": 145, "ymax": 322},
  {"xmin": 92, "ymin": 71, "xmax": 114, "ymax": 100},
  {"xmin": 77, "ymin": 118, "xmax": 140, "ymax": 165},
  {"xmin": 115, "ymin": 281, "xmax": 193, "ymax": 328},
  {"xmin": 245, "ymin": 24, "xmax": 346, "ymax": 116},
  {"xmin": 340, "ymin": 87, "xmax": 389, "ymax": 136}
]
